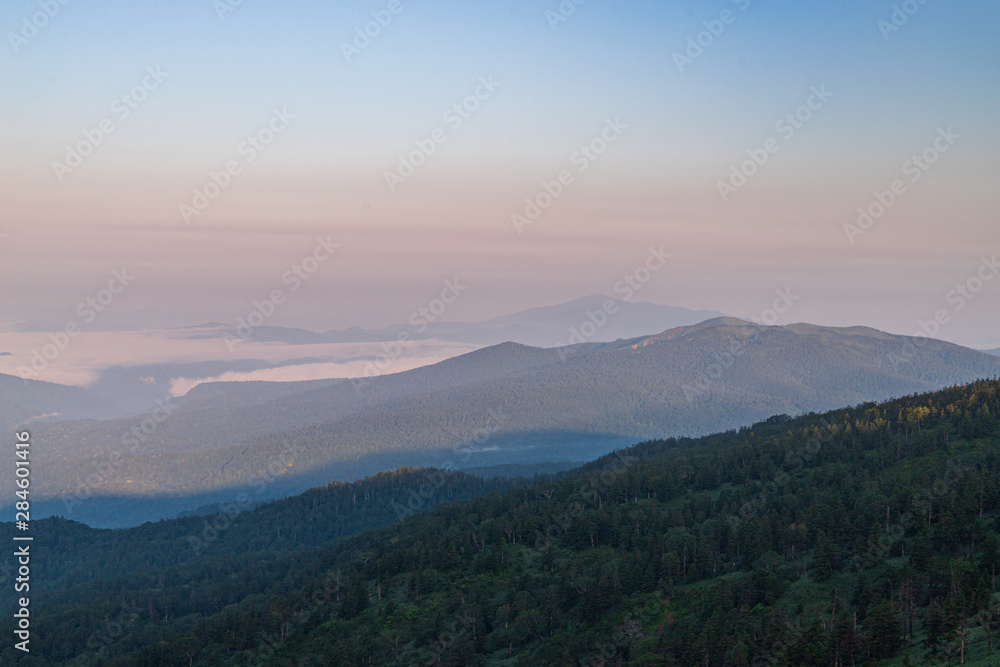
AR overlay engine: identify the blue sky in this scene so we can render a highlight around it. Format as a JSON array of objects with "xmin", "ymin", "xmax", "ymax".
[{"xmin": 1, "ymin": 0, "xmax": 998, "ymax": 347}]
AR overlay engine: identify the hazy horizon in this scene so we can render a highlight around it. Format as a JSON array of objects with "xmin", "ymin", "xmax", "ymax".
[
  {"xmin": 3, "ymin": 0, "xmax": 999, "ymax": 353},
  {"xmin": 5, "ymin": 4, "xmax": 1000, "ymax": 662},
  {"xmin": 2, "ymin": 288, "xmax": 998, "ymax": 352}
]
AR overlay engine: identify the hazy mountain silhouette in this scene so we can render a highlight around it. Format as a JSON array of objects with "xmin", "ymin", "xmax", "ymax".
[
  {"xmin": 0, "ymin": 372, "xmax": 120, "ymax": 431},
  {"xmin": 179, "ymin": 295, "xmax": 726, "ymax": 347},
  {"xmin": 13, "ymin": 319, "xmax": 1000, "ymax": 526}
]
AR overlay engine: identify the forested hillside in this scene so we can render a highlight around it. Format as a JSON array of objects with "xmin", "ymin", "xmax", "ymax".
[
  {"xmin": 15, "ymin": 320, "xmax": 1000, "ymax": 527},
  {"xmin": 0, "ymin": 372, "xmax": 119, "ymax": 432},
  {"xmin": 0, "ymin": 467, "xmax": 517, "ymax": 608},
  {"xmin": 4, "ymin": 380, "xmax": 1000, "ymax": 664}
]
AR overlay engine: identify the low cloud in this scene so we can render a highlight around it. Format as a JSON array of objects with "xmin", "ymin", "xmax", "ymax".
[
  {"xmin": 0, "ymin": 325, "xmax": 480, "ymax": 390},
  {"xmin": 168, "ymin": 347, "xmax": 477, "ymax": 397}
]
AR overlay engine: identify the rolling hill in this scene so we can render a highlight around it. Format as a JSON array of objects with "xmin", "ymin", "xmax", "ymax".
[
  {"xmin": 5, "ymin": 380, "xmax": 999, "ymax": 665},
  {"xmin": 11, "ymin": 319, "xmax": 1000, "ymax": 527},
  {"xmin": 0, "ymin": 372, "xmax": 119, "ymax": 431}
]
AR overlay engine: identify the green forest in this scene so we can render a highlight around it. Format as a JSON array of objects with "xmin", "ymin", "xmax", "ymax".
[
  {"xmin": 20, "ymin": 323, "xmax": 1000, "ymax": 531},
  {"xmin": 4, "ymin": 379, "xmax": 1000, "ymax": 665}
]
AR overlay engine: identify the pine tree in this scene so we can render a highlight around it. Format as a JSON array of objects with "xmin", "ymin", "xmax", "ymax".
[
  {"xmin": 865, "ymin": 599, "xmax": 902, "ymax": 659},
  {"xmin": 815, "ymin": 531, "xmax": 833, "ymax": 582},
  {"xmin": 924, "ymin": 599, "xmax": 944, "ymax": 654}
]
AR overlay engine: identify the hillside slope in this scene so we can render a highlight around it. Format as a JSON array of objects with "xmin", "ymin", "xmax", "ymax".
[
  {"xmin": 15, "ymin": 321, "xmax": 1000, "ymax": 526},
  {"xmin": 6, "ymin": 380, "xmax": 999, "ymax": 665},
  {"xmin": 0, "ymin": 372, "xmax": 119, "ymax": 431}
]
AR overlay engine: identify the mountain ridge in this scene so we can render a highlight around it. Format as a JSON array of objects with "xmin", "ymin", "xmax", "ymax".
[
  {"xmin": 6, "ymin": 379, "xmax": 999, "ymax": 665},
  {"xmin": 10, "ymin": 319, "xmax": 1000, "ymax": 526},
  {"xmin": 170, "ymin": 295, "xmax": 728, "ymax": 348}
]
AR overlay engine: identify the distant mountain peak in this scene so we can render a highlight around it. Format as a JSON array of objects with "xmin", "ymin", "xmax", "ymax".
[
  {"xmin": 781, "ymin": 322, "xmax": 894, "ymax": 339},
  {"xmin": 687, "ymin": 316, "xmax": 755, "ymax": 329},
  {"xmin": 620, "ymin": 319, "xmax": 924, "ymax": 352},
  {"xmin": 169, "ymin": 322, "xmax": 229, "ymax": 330},
  {"xmin": 622, "ymin": 317, "xmax": 754, "ymax": 349}
]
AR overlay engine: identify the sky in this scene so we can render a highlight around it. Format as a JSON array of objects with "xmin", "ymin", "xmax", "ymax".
[{"xmin": 2, "ymin": 0, "xmax": 999, "ymax": 349}]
